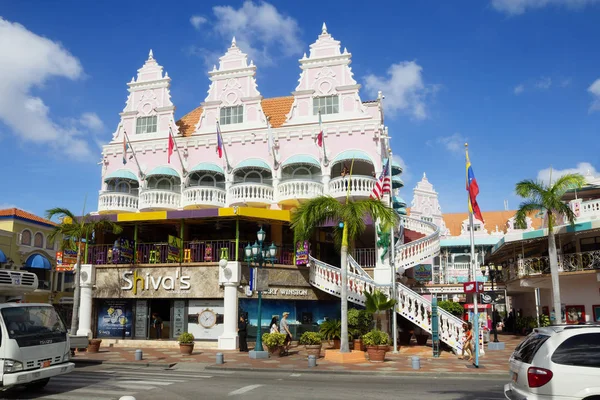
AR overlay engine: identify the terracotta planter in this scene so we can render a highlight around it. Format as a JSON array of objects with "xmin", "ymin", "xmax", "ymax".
[
  {"xmin": 263, "ymin": 344, "xmax": 283, "ymax": 357},
  {"xmin": 305, "ymin": 344, "xmax": 322, "ymax": 358},
  {"xmin": 415, "ymin": 334, "xmax": 429, "ymax": 346},
  {"xmin": 353, "ymin": 339, "xmax": 365, "ymax": 352},
  {"xmin": 332, "ymin": 339, "xmax": 341, "ymax": 349},
  {"xmin": 179, "ymin": 343, "xmax": 194, "ymax": 355},
  {"xmin": 87, "ymin": 339, "xmax": 101, "ymax": 353},
  {"xmin": 366, "ymin": 345, "xmax": 389, "ymax": 362},
  {"xmin": 398, "ymin": 331, "xmax": 412, "ymax": 345}
]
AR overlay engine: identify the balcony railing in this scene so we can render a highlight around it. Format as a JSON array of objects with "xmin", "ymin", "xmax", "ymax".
[
  {"xmin": 504, "ymin": 250, "xmax": 600, "ymax": 280},
  {"xmin": 328, "ymin": 176, "xmax": 376, "ymax": 199},
  {"xmin": 352, "ymin": 248, "xmax": 376, "ymax": 268},
  {"xmin": 229, "ymin": 183, "xmax": 274, "ymax": 205},
  {"xmin": 277, "ymin": 179, "xmax": 324, "ymax": 204},
  {"xmin": 580, "ymin": 199, "xmax": 600, "ymax": 220},
  {"xmin": 182, "ymin": 186, "xmax": 226, "ymax": 208},
  {"xmin": 98, "ymin": 190, "xmax": 139, "ymax": 213},
  {"xmin": 139, "ymin": 188, "xmax": 181, "ymax": 210}
]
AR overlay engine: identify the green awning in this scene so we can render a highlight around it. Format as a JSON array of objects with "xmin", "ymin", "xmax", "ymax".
[
  {"xmin": 104, "ymin": 169, "xmax": 139, "ymax": 182},
  {"xmin": 331, "ymin": 150, "xmax": 373, "ymax": 166},
  {"xmin": 392, "ymin": 176, "xmax": 404, "ymax": 189},
  {"xmin": 234, "ymin": 158, "xmax": 271, "ymax": 171},
  {"xmin": 395, "ymin": 207, "xmax": 407, "ymax": 215},
  {"xmin": 393, "ymin": 196, "xmax": 406, "ymax": 207},
  {"xmin": 146, "ymin": 166, "xmax": 180, "ymax": 177},
  {"xmin": 281, "ymin": 154, "xmax": 321, "ymax": 168},
  {"xmin": 392, "ymin": 161, "xmax": 403, "ymax": 175},
  {"xmin": 189, "ymin": 162, "xmax": 224, "ymax": 175}
]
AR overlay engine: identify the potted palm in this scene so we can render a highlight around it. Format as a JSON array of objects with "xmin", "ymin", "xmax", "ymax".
[
  {"xmin": 178, "ymin": 332, "xmax": 195, "ymax": 355},
  {"xmin": 363, "ymin": 329, "xmax": 390, "ymax": 362},
  {"xmin": 365, "ymin": 289, "xmax": 396, "ymax": 331},
  {"xmin": 319, "ymin": 319, "xmax": 341, "ymax": 349},
  {"xmin": 299, "ymin": 331, "xmax": 323, "ymax": 358},
  {"xmin": 262, "ymin": 332, "xmax": 287, "ymax": 357},
  {"xmin": 348, "ymin": 308, "xmax": 372, "ymax": 351}
]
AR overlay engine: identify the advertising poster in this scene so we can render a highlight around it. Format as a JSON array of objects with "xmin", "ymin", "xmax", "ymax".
[
  {"xmin": 414, "ymin": 264, "xmax": 432, "ymax": 282},
  {"xmin": 57, "ymin": 242, "xmax": 85, "ymax": 271},
  {"xmin": 97, "ymin": 299, "xmax": 133, "ymax": 338},
  {"xmin": 173, "ymin": 300, "xmax": 186, "ymax": 338},
  {"xmin": 295, "ymin": 240, "xmax": 309, "ymax": 266},
  {"xmin": 168, "ymin": 235, "xmax": 182, "ymax": 263},
  {"xmin": 113, "ymin": 238, "xmax": 134, "ymax": 264}
]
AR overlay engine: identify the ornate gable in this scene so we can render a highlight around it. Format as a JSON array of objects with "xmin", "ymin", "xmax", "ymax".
[{"xmin": 410, "ymin": 173, "xmax": 447, "ymax": 235}]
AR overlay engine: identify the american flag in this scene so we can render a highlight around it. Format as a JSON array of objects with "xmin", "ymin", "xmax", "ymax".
[{"xmin": 370, "ymin": 159, "xmax": 391, "ymax": 200}]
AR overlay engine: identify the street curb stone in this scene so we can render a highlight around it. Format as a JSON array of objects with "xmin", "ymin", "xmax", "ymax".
[{"xmin": 73, "ymin": 358, "xmax": 176, "ymax": 368}]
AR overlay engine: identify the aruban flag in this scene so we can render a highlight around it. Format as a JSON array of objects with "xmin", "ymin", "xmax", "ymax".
[
  {"xmin": 216, "ymin": 122, "xmax": 224, "ymax": 158},
  {"xmin": 315, "ymin": 111, "xmax": 323, "ymax": 147},
  {"xmin": 466, "ymin": 151, "xmax": 484, "ymax": 222},
  {"xmin": 370, "ymin": 158, "xmax": 391, "ymax": 200},
  {"xmin": 122, "ymin": 135, "xmax": 128, "ymax": 165},
  {"xmin": 168, "ymin": 130, "xmax": 175, "ymax": 164}
]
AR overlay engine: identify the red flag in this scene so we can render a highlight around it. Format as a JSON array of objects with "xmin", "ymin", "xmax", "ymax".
[
  {"xmin": 168, "ymin": 131, "xmax": 175, "ymax": 163},
  {"xmin": 466, "ymin": 151, "xmax": 484, "ymax": 222},
  {"xmin": 370, "ymin": 159, "xmax": 391, "ymax": 200},
  {"xmin": 315, "ymin": 111, "xmax": 323, "ymax": 148},
  {"xmin": 216, "ymin": 122, "xmax": 224, "ymax": 158}
]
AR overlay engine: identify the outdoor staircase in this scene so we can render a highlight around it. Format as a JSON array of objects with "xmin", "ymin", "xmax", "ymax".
[{"xmin": 308, "ymin": 215, "xmax": 465, "ymax": 352}]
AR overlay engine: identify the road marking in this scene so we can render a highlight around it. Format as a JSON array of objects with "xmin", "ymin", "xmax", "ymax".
[
  {"xmin": 228, "ymin": 384, "xmax": 263, "ymax": 396},
  {"xmin": 290, "ymin": 373, "xmax": 301, "ymax": 377}
]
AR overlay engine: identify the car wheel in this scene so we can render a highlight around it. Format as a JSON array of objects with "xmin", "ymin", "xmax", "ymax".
[{"xmin": 27, "ymin": 378, "xmax": 50, "ymax": 391}]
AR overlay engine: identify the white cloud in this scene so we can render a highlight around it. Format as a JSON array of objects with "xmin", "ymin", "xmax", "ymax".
[
  {"xmin": 514, "ymin": 84, "xmax": 525, "ymax": 95},
  {"xmin": 427, "ymin": 133, "xmax": 467, "ymax": 155},
  {"xmin": 364, "ymin": 61, "xmax": 438, "ymax": 120},
  {"xmin": 587, "ymin": 78, "xmax": 600, "ymax": 112},
  {"xmin": 190, "ymin": 15, "xmax": 207, "ymax": 30},
  {"xmin": 392, "ymin": 154, "xmax": 410, "ymax": 182},
  {"xmin": 537, "ymin": 162, "xmax": 598, "ymax": 184},
  {"xmin": 560, "ymin": 77, "xmax": 572, "ymax": 87},
  {"xmin": 0, "ymin": 18, "xmax": 94, "ymax": 160},
  {"xmin": 491, "ymin": 0, "xmax": 600, "ymax": 15},
  {"xmin": 534, "ymin": 76, "xmax": 552, "ymax": 89},
  {"xmin": 79, "ymin": 112, "xmax": 104, "ymax": 132},
  {"xmin": 192, "ymin": 1, "xmax": 303, "ymax": 66}
]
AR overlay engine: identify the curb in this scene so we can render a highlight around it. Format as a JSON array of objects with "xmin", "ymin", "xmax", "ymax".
[
  {"xmin": 73, "ymin": 359, "xmax": 176, "ymax": 368},
  {"xmin": 203, "ymin": 365, "xmax": 508, "ymax": 378}
]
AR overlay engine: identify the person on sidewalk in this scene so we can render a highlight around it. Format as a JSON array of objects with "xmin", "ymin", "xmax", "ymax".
[
  {"xmin": 151, "ymin": 313, "xmax": 163, "ymax": 340},
  {"xmin": 280, "ymin": 312, "xmax": 292, "ymax": 355},
  {"xmin": 269, "ymin": 316, "xmax": 279, "ymax": 334},
  {"xmin": 238, "ymin": 315, "xmax": 249, "ymax": 352},
  {"xmin": 459, "ymin": 322, "xmax": 474, "ymax": 361}
]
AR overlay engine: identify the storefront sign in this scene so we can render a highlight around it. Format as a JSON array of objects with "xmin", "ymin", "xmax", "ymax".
[
  {"xmin": 56, "ymin": 242, "xmax": 85, "ymax": 271},
  {"xmin": 121, "ymin": 270, "xmax": 191, "ymax": 295},
  {"xmin": 480, "ymin": 290, "xmax": 506, "ymax": 305},
  {"xmin": 167, "ymin": 235, "xmax": 182, "ymax": 263},
  {"xmin": 263, "ymin": 288, "xmax": 309, "ymax": 296},
  {"xmin": 173, "ymin": 300, "xmax": 186, "ymax": 338},
  {"xmin": 113, "ymin": 238, "xmax": 134, "ymax": 264},
  {"xmin": 295, "ymin": 240, "xmax": 309, "ymax": 266},
  {"xmin": 97, "ymin": 299, "xmax": 133, "ymax": 338},
  {"xmin": 414, "ymin": 265, "xmax": 432, "ymax": 282},
  {"xmin": 134, "ymin": 300, "xmax": 148, "ymax": 339},
  {"xmin": 463, "ymin": 281, "xmax": 484, "ymax": 293}
]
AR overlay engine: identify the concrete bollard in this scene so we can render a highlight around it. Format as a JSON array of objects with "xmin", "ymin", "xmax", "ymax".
[
  {"xmin": 216, "ymin": 352, "xmax": 224, "ymax": 365},
  {"xmin": 134, "ymin": 349, "xmax": 143, "ymax": 361},
  {"xmin": 119, "ymin": 397, "xmax": 136, "ymax": 400},
  {"xmin": 411, "ymin": 356, "xmax": 420, "ymax": 370},
  {"xmin": 308, "ymin": 355, "xmax": 317, "ymax": 368}
]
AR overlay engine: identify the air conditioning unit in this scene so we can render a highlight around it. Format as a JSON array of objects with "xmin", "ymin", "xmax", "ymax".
[{"xmin": 79, "ymin": 264, "xmax": 95, "ymax": 286}]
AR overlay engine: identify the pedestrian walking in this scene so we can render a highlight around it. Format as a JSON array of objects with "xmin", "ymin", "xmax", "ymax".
[
  {"xmin": 280, "ymin": 311, "xmax": 292, "ymax": 355},
  {"xmin": 269, "ymin": 316, "xmax": 279, "ymax": 333},
  {"xmin": 458, "ymin": 322, "xmax": 474, "ymax": 361},
  {"xmin": 238, "ymin": 315, "xmax": 248, "ymax": 352}
]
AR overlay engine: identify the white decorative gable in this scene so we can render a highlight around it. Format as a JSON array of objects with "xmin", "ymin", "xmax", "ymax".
[
  {"xmin": 113, "ymin": 50, "xmax": 178, "ymax": 143},
  {"xmin": 410, "ymin": 173, "xmax": 448, "ymax": 235},
  {"xmin": 459, "ymin": 218, "xmax": 488, "ymax": 236},
  {"xmin": 507, "ymin": 216, "xmax": 534, "ymax": 232},
  {"xmin": 285, "ymin": 23, "xmax": 366, "ymax": 125},
  {"xmin": 196, "ymin": 38, "xmax": 266, "ymax": 134}
]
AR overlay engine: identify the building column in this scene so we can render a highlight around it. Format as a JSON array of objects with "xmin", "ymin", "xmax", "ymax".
[
  {"xmin": 218, "ymin": 260, "xmax": 241, "ymax": 350},
  {"xmin": 77, "ymin": 264, "xmax": 94, "ymax": 338}
]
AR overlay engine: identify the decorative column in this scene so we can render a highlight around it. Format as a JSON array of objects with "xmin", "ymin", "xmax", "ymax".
[
  {"xmin": 218, "ymin": 256, "xmax": 241, "ymax": 350},
  {"xmin": 77, "ymin": 264, "xmax": 95, "ymax": 338}
]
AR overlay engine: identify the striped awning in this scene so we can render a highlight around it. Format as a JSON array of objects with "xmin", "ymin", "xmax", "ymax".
[
  {"xmin": 25, "ymin": 254, "xmax": 51, "ymax": 270},
  {"xmin": 392, "ymin": 160, "xmax": 403, "ymax": 175},
  {"xmin": 104, "ymin": 169, "xmax": 139, "ymax": 182},
  {"xmin": 234, "ymin": 158, "xmax": 271, "ymax": 171},
  {"xmin": 146, "ymin": 166, "xmax": 180, "ymax": 177},
  {"xmin": 331, "ymin": 150, "xmax": 373, "ymax": 166},
  {"xmin": 392, "ymin": 176, "xmax": 404, "ymax": 189},
  {"xmin": 393, "ymin": 196, "xmax": 407, "ymax": 208},
  {"xmin": 0, "ymin": 249, "xmax": 7, "ymax": 263},
  {"xmin": 281, "ymin": 155, "xmax": 321, "ymax": 168},
  {"xmin": 189, "ymin": 163, "xmax": 224, "ymax": 175}
]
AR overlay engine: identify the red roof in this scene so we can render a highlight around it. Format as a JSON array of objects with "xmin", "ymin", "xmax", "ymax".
[{"xmin": 0, "ymin": 208, "xmax": 56, "ymax": 226}]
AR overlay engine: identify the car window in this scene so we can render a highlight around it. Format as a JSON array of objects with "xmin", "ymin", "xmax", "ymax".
[
  {"xmin": 552, "ymin": 333, "xmax": 600, "ymax": 368},
  {"xmin": 512, "ymin": 333, "xmax": 550, "ymax": 364}
]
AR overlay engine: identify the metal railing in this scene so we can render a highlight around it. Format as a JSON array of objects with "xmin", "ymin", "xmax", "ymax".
[
  {"xmin": 351, "ymin": 248, "xmax": 376, "ymax": 268},
  {"xmin": 503, "ymin": 249, "xmax": 600, "ymax": 280}
]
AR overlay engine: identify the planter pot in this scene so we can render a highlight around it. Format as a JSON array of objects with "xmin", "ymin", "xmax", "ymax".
[
  {"xmin": 87, "ymin": 339, "xmax": 101, "ymax": 353},
  {"xmin": 353, "ymin": 339, "xmax": 365, "ymax": 352},
  {"xmin": 366, "ymin": 345, "xmax": 389, "ymax": 362},
  {"xmin": 179, "ymin": 343, "xmax": 194, "ymax": 355},
  {"xmin": 398, "ymin": 331, "xmax": 412, "ymax": 346},
  {"xmin": 263, "ymin": 344, "xmax": 283, "ymax": 357},
  {"xmin": 415, "ymin": 334, "xmax": 429, "ymax": 346},
  {"xmin": 332, "ymin": 339, "xmax": 341, "ymax": 349},
  {"xmin": 305, "ymin": 344, "xmax": 322, "ymax": 358}
]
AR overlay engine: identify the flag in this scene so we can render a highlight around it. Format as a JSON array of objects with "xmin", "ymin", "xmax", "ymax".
[
  {"xmin": 370, "ymin": 159, "xmax": 391, "ymax": 200},
  {"xmin": 466, "ymin": 151, "xmax": 484, "ymax": 222},
  {"xmin": 168, "ymin": 131, "xmax": 175, "ymax": 163},
  {"xmin": 216, "ymin": 122, "xmax": 223, "ymax": 158},
  {"xmin": 315, "ymin": 111, "xmax": 323, "ymax": 148},
  {"xmin": 122, "ymin": 135, "xmax": 128, "ymax": 165}
]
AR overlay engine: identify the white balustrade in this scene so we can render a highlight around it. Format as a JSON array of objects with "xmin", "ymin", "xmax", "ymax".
[
  {"xmin": 580, "ymin": 199, "xmax": 600, "ymax": 219},
  {"xmin": 395, "ymin": 216, "xmax": 441, "ymax": 270},
  {"xmin": 229, "ymin": 183, "xmax": 274, "ymax": 205},
  {"xmin": 328, "ymin": 176, "xmax": 376, "ymax": 199},
  {"xmin": 139, "ymin": 189, "xmax": 181, "ymax": 210},
  {"xmin": 98, "ymin": 191, "xmax": 139, "ymax": 213},
  {"xmin": 182, "ymin": 186, "xmax": 226, "ymax": 208},
  {"xmin": 277, "ymin": 180, "xmax": 324, "ymax": 203}
]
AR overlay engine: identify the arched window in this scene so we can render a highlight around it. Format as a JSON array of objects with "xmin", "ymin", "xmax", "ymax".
[
  {"xmin": 46, "ymin": 238, "xmax": 55, "ymax": 250},
  {"xmin": 244, "ymin": 171, "xmax": 263, "ymax": 184},
  {"xmin": 21, "ymin": 230, "xmax": 32, "ymax": 246},
  {"xmin": 291, "ymin": 167, "xmax": 312, "ymax": 179},
  {"xmin": 115, "ymin": 181, "xmax": 131, "ymax": 193},
  {"xmin": 34, "ymin": 232, "xmax": 44, "ymax": 248},
  {"xmin": 155, "ymin": 178, "xmax": 173, "ymax": 190}
]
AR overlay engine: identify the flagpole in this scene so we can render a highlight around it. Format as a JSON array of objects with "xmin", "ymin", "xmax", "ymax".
[
  {"xmin": 466, "ymin": 143, "xmax": 480, "ymax": 368},
  {"xmin": 266, "ymin": 116, "xmax": 278, "ymax": 169},
  {"xmin": 216, "ymin": 120, "xmax": 232, "ymax": 173},
  {"xmin": 170, "ymin": 127, "xmax": 187, "ymax": 176},
  {"xmin": 319, "ymin": 110, "xmax": 329, "ymax": 166},
  {"xmin": 124, "ymin": 130, "xmax": 145, "ymax": 180},
  {"xmin": 389, "ymin": 152, "xmax": 398, "ymax": 354}
]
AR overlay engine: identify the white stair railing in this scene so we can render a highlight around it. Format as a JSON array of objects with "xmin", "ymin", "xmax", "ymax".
[{"xmin": 395, "ymin": 215, "xmax": 441, "ymax": 270}]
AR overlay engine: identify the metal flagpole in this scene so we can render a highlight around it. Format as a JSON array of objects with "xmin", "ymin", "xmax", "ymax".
[
  {"xmin": 319, "ymin": 110, "xmax": 329, "ymax": 166},
  {"xmin": 216, "ymin": 120, "xmax": 232, "ymax": 173},
  {"xmin": 124, "ymin": 130, "xmax": 145, "ymax": 179},
  {"xmin": 389, "ymin": 153, "xmax": 398, "ymax": 353},
  {"xmin": 170, "ymin": 127, "xmax": 187, "ymax": 176},
  {"xmin": 466, "ymin": 143, "xmax": 480, "ymax": 368},
  {"xmin": 266, "ymin": 116, "xmax": 278, "ymax": 169}
]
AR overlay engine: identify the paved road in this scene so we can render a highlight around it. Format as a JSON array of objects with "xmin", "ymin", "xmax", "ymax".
[{"xmin": 0, "ymin": 364, "xmax": 508, "ymax": 400}]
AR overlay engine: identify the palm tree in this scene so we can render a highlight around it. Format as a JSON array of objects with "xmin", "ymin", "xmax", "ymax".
[
  {"xmin": 364, "ymin": 289, "xmax": 396, "ymax": 330},
  {"xmin": 47, "ymin": 207, "xmax": 123, "ymax": 334},
  {"xmin": 291, "ymin": 196, "xmax": 397, "ymax": 353},
  {"xmin": 514, "ymin": 173, "xmax": 585, "ymax": 325}
]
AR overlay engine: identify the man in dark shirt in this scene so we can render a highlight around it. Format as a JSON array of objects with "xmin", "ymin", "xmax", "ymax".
[{"xmin": 238, "ymin": 315, "xmax": 249, "ymax": 352}]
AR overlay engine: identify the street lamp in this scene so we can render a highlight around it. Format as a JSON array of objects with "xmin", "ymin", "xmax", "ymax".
[
  {"xmin": 480, "ymin": 263, "xmax": 503, "ymax": 343},
  {"xmin": 245, "ymin": 227, "xmax": 278, "ymax": 354}
]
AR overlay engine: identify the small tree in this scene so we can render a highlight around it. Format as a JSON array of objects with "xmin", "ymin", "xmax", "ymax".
[
  {"xmin": 438, "ymin": 300, "xmax": 464, "ymax": 318},
  {"xmin": 364, "ymin": 289, "xmax": 396, "ymax": 330}
]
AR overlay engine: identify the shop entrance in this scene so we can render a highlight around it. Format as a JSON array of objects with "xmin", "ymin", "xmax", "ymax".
[{"xmin": 149, "ymin": 299, "xmax": 171, "ymax": 339}]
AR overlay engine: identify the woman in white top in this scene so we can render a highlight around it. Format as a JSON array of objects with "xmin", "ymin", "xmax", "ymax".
[{"xmin": 269, "ymin": 316, "xmax": 279, "ymax": 334}]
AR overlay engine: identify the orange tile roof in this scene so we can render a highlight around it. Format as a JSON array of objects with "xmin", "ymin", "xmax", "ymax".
[
  {"xmin": 175, "ymin": 96, "xmax": 296, "ymax": 137},
  {"xmin": 0, "ymin": 208, "xmax": 56, "ymax": 226},
  {"xmin": 441, "ymin": 210, "xmax": 542, "ymax": 236}
]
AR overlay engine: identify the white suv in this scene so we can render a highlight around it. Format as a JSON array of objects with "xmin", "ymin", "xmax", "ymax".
[{"xmin": 504, "ymin": 325, "xmax": 600, "ymax": 400}]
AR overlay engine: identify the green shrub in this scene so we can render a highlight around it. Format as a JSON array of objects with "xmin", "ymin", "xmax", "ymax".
[
  {"xmin": 538, "ymin": 314, "xmax": 551, "ymax": 327},
  {"xmin": 362, "ymin": 329, "xmax": 390, "ymax": 346},
  {"xmin": 438, "ymin": 301, "xmax": 464, "ymax": 317},
  {"xmin": 177, "ymin": 332, "xmax": 194, "ymax": 344},
  {"xmin": 299, "ymin": 331, "xmax": 323, "ymax": 345},
  {"xmin": 319, "ymin": 319, "xmax": 341, "ymax": 340},
  {"xmin": 348, "ymin": 308, "xmax": 372, "ymax": 339},
  {"xmin": 262, "ymin": 332, "xmax": 286, "ymax": 349}
]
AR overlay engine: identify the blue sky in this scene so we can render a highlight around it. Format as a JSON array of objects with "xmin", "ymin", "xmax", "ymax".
[{"xmin": 1, "ymin": 0, "xmax": 600, "ymax": 218}]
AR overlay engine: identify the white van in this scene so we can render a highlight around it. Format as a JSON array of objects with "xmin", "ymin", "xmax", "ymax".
[{"xmin": 0, "ymin": 270, "xmax": 75, "ymax": 390}]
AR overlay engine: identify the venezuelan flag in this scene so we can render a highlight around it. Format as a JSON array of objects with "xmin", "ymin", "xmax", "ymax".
[{"xmin": 466, "ymin": 150, "xmax": 484, "ymax": 222}]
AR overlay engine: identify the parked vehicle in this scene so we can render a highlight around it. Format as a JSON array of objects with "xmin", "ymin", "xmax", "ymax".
[{"xmin": 504, "ymin": 325, "xmax": 600, "ymax": 400}]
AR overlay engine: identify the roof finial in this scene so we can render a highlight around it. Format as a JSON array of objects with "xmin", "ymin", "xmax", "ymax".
[
  {"xmin": 231, "ymin": 36, "xmax": 237, "ymax": 47},
  {"xmin": 423, "ymin": 172, "xmax": 427, "ymax": 179},
  {"xmin": 322, "ymin": 22, "xmax": 327, "ymax": 34},
  {"xmin": 377, "ymin": 91, "xmax": 383, "ymax": 101},
  {"xmin": 148, "ymin": 49, "xmax": 154, "ymax": 59}
]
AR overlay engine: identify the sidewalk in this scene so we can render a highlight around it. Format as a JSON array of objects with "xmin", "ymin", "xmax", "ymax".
[{"xmin": 72, "ymin": 334, "xmax": 522, "ymax": 376}]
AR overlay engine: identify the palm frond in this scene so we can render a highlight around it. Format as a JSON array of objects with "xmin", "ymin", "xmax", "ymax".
[
  {"xmin": 550, "ymin": 173, "xmax": 585, "ymax": 197},
  {"xmin": 291, "ymin": 196, "xmax": 343, "ymax": 243},
  {"xmin": 553, "ymin": 201, "xmax": 577, "ymax": 227},
  {"xmin": 515, "ymin": 179, "xmax": 547, "ymax": 200},
  {"xmin": 515, "ymin": 200, "xmax": 543, "ymax": 229}
]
